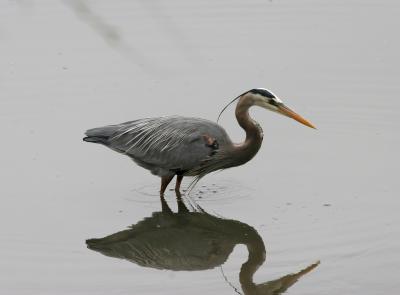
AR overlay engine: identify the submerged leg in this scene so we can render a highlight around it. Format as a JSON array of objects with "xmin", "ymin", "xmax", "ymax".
[
  {"xmin": 175, "ymin": 190, "xmax": 189, "ymax": 213},
  {"xmin": 174, "ymin": 176, "xmax": 189, "ymax": 213},
  {"xmin": 160, "ymin": 175, "xmax": 174, "ymax": 195},
  {"xmin": 160, "ymin": 194, "xmax": 173, "ymax": 214},
  {"xmin": 175, "ymin": 175, "xmax": 183, "ymax": 192}
]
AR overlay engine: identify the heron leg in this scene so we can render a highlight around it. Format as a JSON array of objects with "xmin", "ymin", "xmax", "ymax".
[
  {"xmin": 160, "ymin": 175, "xmax": 174, "ymax": 195},
  {"xmin": 175, "ymin": 175, "xmax": 183, "ymax": 192}
]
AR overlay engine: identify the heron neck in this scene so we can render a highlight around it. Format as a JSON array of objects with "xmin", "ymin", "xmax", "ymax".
[
  {"xmin": 234, "ymin": 97, "xmax": 263, "ymax": 164},
  {"xmin": 239, "ymin": 232, "xmax": 266, "ymax": 293}
]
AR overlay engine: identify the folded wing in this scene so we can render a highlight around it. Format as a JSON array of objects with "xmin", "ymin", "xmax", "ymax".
[{"xmin": 84, "ymin": 116, "xmax": 232, "ymax": 176}]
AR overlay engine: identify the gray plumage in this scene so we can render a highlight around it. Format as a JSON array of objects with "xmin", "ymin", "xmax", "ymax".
[
  {"xmin": 84, "ymin": 116, "xmax": 234, "ymax": 179},
  {"xmin": 83, "ymin": 89, "xmax": 315, "ymax": 193}
]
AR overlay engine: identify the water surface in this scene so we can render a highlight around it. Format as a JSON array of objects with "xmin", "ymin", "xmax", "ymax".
[{"xmin": 1, "ymin": 0, "xmax": 399, "ymax": 294}]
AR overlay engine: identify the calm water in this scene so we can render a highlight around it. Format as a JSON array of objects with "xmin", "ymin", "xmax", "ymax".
[{"xmin": 1, "ymin": 1, "xmax": 399, "ymax": 294}]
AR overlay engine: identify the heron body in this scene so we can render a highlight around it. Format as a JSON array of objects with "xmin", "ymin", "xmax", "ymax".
[{"xmin": 84, "ymin": 88, "xmax": 315, "ymax": 194}]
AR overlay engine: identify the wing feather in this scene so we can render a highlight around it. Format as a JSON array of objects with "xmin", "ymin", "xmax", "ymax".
[{"xmin": 101, "ymin": 116, "xmax": 232, "ymax": 176}]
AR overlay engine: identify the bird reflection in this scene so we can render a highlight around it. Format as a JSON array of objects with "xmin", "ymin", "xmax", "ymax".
[{"xmin": 86, "ymin": 192, "xmax": 319, "ymax": 294}]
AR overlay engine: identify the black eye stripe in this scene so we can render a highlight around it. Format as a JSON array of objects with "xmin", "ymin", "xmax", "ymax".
[
  {"xmin": 268, "ymin": 98, "xmax": 278, "ymax": 106},
  {"xmin": 249, "ymin": 88, "xmax": 275, "ymax": 99}
]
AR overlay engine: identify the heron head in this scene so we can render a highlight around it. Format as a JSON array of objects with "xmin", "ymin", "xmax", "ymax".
[{"xmin": 249, "ymin": 88, "xmax": 316, "ymax": 129}]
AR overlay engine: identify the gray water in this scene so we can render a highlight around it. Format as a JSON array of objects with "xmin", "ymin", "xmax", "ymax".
[{"xmin": 1, "ymin": 1, "xmax": 399, "ymax": 294}]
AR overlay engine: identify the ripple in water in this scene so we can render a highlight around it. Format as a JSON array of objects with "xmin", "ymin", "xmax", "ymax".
[{"xmin": 126, "ymin": 179, "xmax": 253, "ymax": 205}]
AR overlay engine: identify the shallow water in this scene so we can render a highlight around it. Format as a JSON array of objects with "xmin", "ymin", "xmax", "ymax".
[{"xmin": 1, "ymin": 0, "xmax": 399, "ymax": 294}]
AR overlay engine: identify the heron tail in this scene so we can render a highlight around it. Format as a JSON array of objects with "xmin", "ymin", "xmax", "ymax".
[
  {"xmin": 83, "ymin": 136, "xmax": 109, "ymax": 144},
  {"xmin": 83, "ymin": 125, "xmax": 119, "ymax": 144}
]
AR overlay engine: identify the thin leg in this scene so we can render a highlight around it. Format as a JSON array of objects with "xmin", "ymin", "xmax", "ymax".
[
  {"xmin": 175, "ymin": 175, "xmax": 183, "ymax": 192},
  {"xmin": 160, "ymin": 175, "xmax": 174, "ymax": 195}
]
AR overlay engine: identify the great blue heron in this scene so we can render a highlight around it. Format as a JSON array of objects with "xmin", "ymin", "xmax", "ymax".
[
  {"xmin": 83, "ymin": 88, "xmax": 315, "ymax": 194},
  {"xmin": 86, "ymin": 193, "xmax": 319, "ymax": 294}
]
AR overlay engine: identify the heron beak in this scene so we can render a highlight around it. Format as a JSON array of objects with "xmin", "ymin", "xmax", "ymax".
[{"xmin": 277, "ymin": 104, "xmax": 316, "ymax": 129}]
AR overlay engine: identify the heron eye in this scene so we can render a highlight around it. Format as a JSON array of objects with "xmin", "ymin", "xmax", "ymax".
[{"xmin": 268, "ymin": 98, "xmax": 278, "ymax": 106}]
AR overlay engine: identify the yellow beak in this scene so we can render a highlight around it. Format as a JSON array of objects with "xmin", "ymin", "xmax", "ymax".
[{"xmin": 277, "ymin": 104, "xmax": 316, "ymax": 129}]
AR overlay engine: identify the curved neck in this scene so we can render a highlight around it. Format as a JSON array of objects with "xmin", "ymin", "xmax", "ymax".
[
  {"xmin": 239, "ymin": 232, "xmax": 266, "ymax": 294},
  {"xmin": 233, "ymin": 95, "xmax": 263, "ymax": 165}
]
